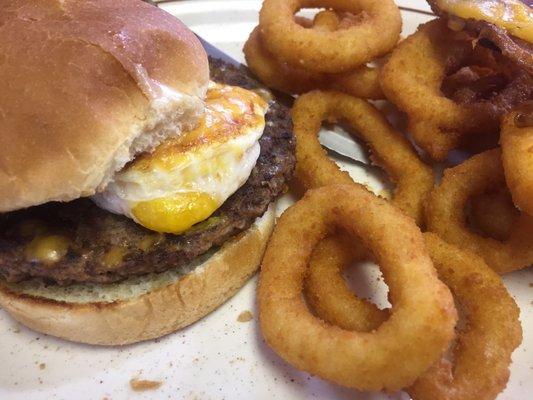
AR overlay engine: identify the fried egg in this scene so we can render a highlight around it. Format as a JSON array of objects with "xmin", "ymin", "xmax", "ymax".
[{"xmin": 93, "ymin": 82, "xmax": 268, "ymax": 234}]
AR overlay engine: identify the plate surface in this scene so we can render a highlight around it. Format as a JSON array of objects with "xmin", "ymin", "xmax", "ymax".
[{"xmin": 0, "ymin": 1, "xmax": 531, "ymax": 399}]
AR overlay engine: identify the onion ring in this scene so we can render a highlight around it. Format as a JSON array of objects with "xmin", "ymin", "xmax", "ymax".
[
  {"xmin": 329, "ymin": 67, "xmax": 383, "ymax": 100},
  {"xmin": 425, "ymin": 149, "xmax": 533, "ymax": 273},
  {"xmin": 243, "ymin": 25, "xmax": 383, "ymax": 99},
  {"xmin": 258, "ymin": 184, "xmax": 457, "ymax": 391},
  {"xmin": 298, "ymin": 11, "xmax": 384, "ymax": 99},
  {"xmin": 304, "ymin": 234, "xmax": 387, "ymax": 332},
  {"xmin": 501, "ymin": 103, "xmax": 533, "ymax": 216},
  {"xmin": 380, "ymin": 20, "xmax": 499, "ymax": 160},
  {"xmin": 258, "ymin": 0, "xmax": 402, "ymax": 73},
  {"xmin": 292, "ymin": 90, "xmax": 434, "ymax": 225},
  {"xmin": 409, "ymin": 233, "xmax": 523, "ymax": 400},
  {"xmin": 304, "ymin": 232, "xmax": 522, "ymax": 400},
  {"xmin": 243, "ymin": 26, "xmax": 322, "ymax": 95}
]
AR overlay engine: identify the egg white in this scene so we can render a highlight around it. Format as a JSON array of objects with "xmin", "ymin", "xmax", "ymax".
[{"xmin": 93, "ymin": 82, "xmax": 268, "ymax": 233}]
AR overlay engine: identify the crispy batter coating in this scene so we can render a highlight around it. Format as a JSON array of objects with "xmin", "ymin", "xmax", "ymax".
[
  {"xmin": 425, "ymin": 149, "xmax": 533, "ymax": 273},
  {"xmin": 305, "ymin": 231, "xmax": 522, "ymax": 400},
  {"xmin": 243, "ymin": 24, "xmax": 383, "ymax": 99},
  {"xmin": 409, "ymin": 233, "xmax": 522, "ymax": 400},
  {"xmin": 501, "ymin": 104, "xmax": 533, "ymax": 216},
  {"xmin": 259, "ymin": 184, "xmax": 457, "ymax": 391},
  {"xmin": 292, "ymin": 90, "xmax": 434, "ymax": 225},
  {"xmin": 259, "ymin": 0, "xmax": 401, "ymax": 73},
  {"xmin": 304, "ymin": 235, "xmax": 387, "ymax": 332}
]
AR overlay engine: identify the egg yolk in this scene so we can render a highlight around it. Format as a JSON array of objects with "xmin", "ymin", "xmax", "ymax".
[{"xmin": 131, "ymin": 192, "xmax": 219, "ymax": 234}]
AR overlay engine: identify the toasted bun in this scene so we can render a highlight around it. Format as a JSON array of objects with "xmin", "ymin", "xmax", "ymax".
[
  {"xmin": 0, "ymin": 0, "xmax": 209, "ymax": 212},
  {"xmin": 0, "ymin": 205, "xmax": 276, "ymax": 345}
]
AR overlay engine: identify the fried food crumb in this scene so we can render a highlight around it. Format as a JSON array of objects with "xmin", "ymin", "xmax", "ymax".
[
  {"xmin": 129, "ymin": 379, "xmax": 162, "ymax": 391},
  {"xmin": 237, "ymin": 310, "xmax": 253, "ymax": 322}
]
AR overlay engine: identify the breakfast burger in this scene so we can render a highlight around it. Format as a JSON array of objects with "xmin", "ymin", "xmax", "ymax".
[
  {"xmin": 0, "ymin": 0, "xmax": 294, "ymax": 345},
  {"xmin": 428, "ymin": 0, "xmax": 533, "ymax": 82},
  {"xmin": 429, "ymin": 0, "xmax": 532, "ymax": 74}
]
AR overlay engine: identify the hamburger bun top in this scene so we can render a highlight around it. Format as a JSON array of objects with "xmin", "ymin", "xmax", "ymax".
[{"xmin": 0, "ymin": 0, "xmax": 209, "ymax": 212}]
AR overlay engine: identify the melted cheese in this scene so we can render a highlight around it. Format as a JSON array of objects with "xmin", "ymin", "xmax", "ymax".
[
  {"xmin": 437, "ymin": 0, "xmax": 533, "ymax": 42},
  {"xmin": 137, "ymin": 234, "xmax": 163, "ymax": 251},
  {"xmin": 25, "ymin": 235, "xmax": 70, "ymax": 265},
  {"xmin": 132, "ymin": 83, "xmax": 267, "ymax": 172},
  {"xmin": 102, "ymin": 246, "xmax": 127, "ymax": 268},
  {"xmin": 252, "ymin": 87, "xmax": 274, "ymax": 103}
]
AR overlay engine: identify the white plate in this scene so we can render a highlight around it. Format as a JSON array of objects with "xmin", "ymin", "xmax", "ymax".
[{"xmin": 1, "ymin": 1, "xmax": 531, "ymax": 399}]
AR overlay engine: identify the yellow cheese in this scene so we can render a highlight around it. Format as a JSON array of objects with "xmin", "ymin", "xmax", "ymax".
[
  {"xmin": 137, "ymin": 234, "xmax": 163, "ymax": 251},
  {"xmin": 132, "ymin": 83, "xmax": 267, "ymax": 172},
  {"xmin": 25, "ymin": 235, "xmax": 70, "ymax": 265},
  {"xmin": 102, "ymin": 246, "xmax": 127, "ymax": 268}
]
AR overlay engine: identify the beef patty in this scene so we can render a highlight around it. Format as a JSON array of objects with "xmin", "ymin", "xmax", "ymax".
[{"xmin": 0, "ymin": 58, "xmax": 295, "ymax": 285}]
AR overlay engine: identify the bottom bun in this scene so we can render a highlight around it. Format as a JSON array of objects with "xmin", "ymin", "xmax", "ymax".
[{"xmin": 0, "ymin": 204, "xmax": 276, "ymax": 345}]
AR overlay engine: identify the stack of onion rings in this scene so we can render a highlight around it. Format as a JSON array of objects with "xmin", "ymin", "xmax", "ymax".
[
  {"xmin": 259, "ymin": 184, "xmax": 457, "ymax": 391},
  {"xmin": 243, "ymin": 12, "xmax": 384, "ymax": 99},
  {"xmin": 292, "ymin": 90, "xmax": 434, "ymax": 225},
  {"xmin": 501, "ymin": 103, "xmax": 533, "ymax": 216},
  {"xmin": 304, "ymin": 231, "xmax": 522, "ymax": 400},
  {"xmin": 247, "ymin": 2, "xmax": 531, "ymax": 396},
  {"xmin": 258, "ymin": 0, "xmax": 401, "ymax": 73},
  {"xmin": 425, "ymin": 149, "xmax": 533, "ymax": 274}
]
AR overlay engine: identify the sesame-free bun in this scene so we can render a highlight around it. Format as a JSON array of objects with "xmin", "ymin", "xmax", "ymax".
[
  {"xmin": 0, "ymin": 205, "xmax": 276, "ymax": 345},
  {"xmin": 0, "ymin": 0, "xmax": 209, "ymax": 212}
]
